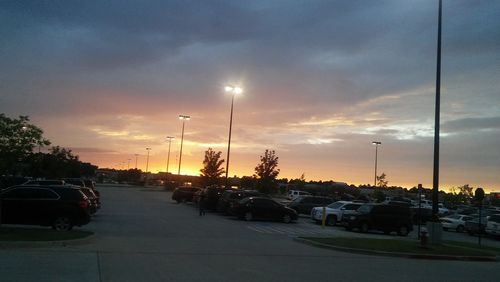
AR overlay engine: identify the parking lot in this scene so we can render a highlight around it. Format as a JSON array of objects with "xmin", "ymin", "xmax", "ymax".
[{"xmin": 0, "ymin": 184, "xmax": 498, "ymax": 282}]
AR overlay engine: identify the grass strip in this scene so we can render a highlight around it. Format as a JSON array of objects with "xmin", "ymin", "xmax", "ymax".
[
  {"xmin": 0, "ymin": 227, "xmax": 93, "ymax": 241},
  {"xmin": 301, "ymin": 237, "xmax": 498, "ymax": 257}
]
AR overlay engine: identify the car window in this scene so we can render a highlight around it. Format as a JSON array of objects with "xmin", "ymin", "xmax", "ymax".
[
  {"xmin": 489, "ymin": 215, "xmax": 500, "ymax": 223},
  {"xmin": 254, "ymin": 199, "xmax": 274, "ymax": 208},
  {"xmin": 358, "ymin": 205, "xmax": 374, "ymax": 214},
  {"xmin": 344, "ymin": 204, "xmax": 362, "ymax": 210},
  {"xmin": 327, "ymin": 202, "xmax": 344, "ymax": 209},
  {"xmin": 1, "ymin": 187, "xmax": 58, "ymax": 199},
  {"xmin": 2, "ymin": 188, "xmax": 33, "ymax": 199}
]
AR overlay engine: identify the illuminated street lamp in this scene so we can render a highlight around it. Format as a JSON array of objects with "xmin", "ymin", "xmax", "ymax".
[
  {"xmin": 165, "ymin": 136, "xmax": 174, "ymax": 173},
  {"xmin": 372, "ymin": 141, "xmax": 381, "ymax": 187},
  {"xmin": 178, "ymin": 115, "xmax": 190, "ymax": 175},
  {"xmin": 145, "ymin": 148, "xmax": 151, "ymax": 173},
  {"xmin": 224, "ymin": 85, "xmax": 243, "ymax": 188}
]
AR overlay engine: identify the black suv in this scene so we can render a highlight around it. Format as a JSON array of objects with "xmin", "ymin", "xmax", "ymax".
[
  {"xmin": 287, "ymin": 196, "xmax": 333, "ymax": 215},
  {"xmin": 172, "ymin": 186, "xmax": 202, "ymax": 203},
  {"xmin": 344, "ymin": 203, "xmax": 413, "ymax": 236},
  {"xmin": 0, "ymin": 185, "xmax": 91, "ymax": 231}
]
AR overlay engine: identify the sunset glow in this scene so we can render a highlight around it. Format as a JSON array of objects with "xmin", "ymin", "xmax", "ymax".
[{"xmin": 1, "ymin": 1, "xmax": 499, "ymax": 192}]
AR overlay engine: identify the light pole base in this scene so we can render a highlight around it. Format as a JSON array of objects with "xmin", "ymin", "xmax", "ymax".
[{"xmin": 426, "ymin": 222, "xmax": 443, "ymax": 245}]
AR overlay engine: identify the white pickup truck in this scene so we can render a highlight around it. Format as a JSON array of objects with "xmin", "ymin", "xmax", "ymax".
[{"xmin": 310, "ymin": 201, "xmax": 363, "ymax": 226}]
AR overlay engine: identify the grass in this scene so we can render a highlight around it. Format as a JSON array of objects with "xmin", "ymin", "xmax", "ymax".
[
  {"xmin": 0, "ymin": 226, "xmax": 93, "ymax": 242},
  {"xmin": 301, "ymin": 237, "xmax": 499, "ymax": 257}
]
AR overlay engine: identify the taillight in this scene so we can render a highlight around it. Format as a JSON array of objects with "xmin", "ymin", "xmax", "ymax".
[{"xmin": 79, "ymin": 199, "xmax": 89, "ymax": 209}]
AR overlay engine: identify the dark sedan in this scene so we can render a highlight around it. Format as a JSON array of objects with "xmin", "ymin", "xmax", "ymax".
[
  {"xmin": 229, "ymin": 197, "xmax": 298, "ymax": 223},
  {"xmin": 216, "ymin": 190, "xmax": 268, "ymax": 214}
]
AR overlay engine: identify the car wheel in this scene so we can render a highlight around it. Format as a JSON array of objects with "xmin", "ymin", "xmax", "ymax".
[
  {"xmin": 244, "ymin": 212, "xmax": 253, "ymax": 221},
  {"xmin": 398, "ymin": 225, "xmax": 409, "ymax": 236},
  {"xmin": 283, "ymin": 214, "xmax": 292, "ymax": 224},
  {"xmin": 52, "ymin": 216, "xmax": 73, "ymax": 231},
  {"xmin": 456, "ymin": 225, "xmax": 465, "ymax": 233},
  {"xmin": 360, "ymin": 222, "xmax": 369, "ymax": 233},
  {"xmin": 326, "ymin": 215, "xmax": 337, "ymax": 226}
]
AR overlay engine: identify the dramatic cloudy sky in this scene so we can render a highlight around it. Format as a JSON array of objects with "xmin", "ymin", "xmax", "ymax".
[{"xmin": 1, "ymin": 0, "xmax": 499, "ymax": 191}]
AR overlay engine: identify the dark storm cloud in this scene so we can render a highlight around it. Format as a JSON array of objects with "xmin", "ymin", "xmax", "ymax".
[{"xmin": 443, "ymin": 116, "xmax": 500, "ymax": 133}]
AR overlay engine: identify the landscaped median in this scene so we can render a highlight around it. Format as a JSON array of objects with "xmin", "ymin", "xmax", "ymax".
[
  {"xmin": 0, "ymin": 226, "xmax": 93, "ymax": 245},
  {"xmin": 296, "ymin": 237, "xmax": 500, "ymax": 262}
]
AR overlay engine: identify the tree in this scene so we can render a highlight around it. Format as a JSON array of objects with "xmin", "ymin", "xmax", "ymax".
[
  {"xmin": 0, "ymin": 114, "xmax": 51, "ymax": 175},
  {"xmin": 254, "ymin": 149, "xmax": 280, "ymax": 194},
  {"xmin": 458, "ymin": 184, "xmax": 474, "ymax": 198},
  {"xmin": 376, "ymin": 172, "xmax": 388, "ymax": 188},
  {"xmin": 199, "ymin": 148, "xmax": 225, "ymax": 187}
]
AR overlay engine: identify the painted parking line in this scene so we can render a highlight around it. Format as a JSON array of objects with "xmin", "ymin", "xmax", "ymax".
[{"xmin": 246, "ymin": 224, "xmax": 337, "ymax": 236}]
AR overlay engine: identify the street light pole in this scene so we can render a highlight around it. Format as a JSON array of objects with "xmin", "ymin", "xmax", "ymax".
[
  {"xmin": 372, "ymin": 141, "xmax": 381, "ymax": 187},
  {"xmin": 134, "ymin": 154, "xmax": 139, "ymax": 169},
  {"xmin": 145, "ymin": 148, "xmax": 151, "ymax": 173},
  {"xmin": 178, "ymin": 115, "xmax": 190, "ymax": 176},
  {"xmin": 165, "ymin": 136, "xmax": 174, "ymax": 173},
  {"xmin": 127, "ymin": 159, "xmax": 131, "ymax": 170},
  {"xmin": 224, "ymin": 85, "xmax": 243, "ymax": 189},
  {"xmin": 432, "ymin": 0, "xmax": 443, "ymax": 218}
]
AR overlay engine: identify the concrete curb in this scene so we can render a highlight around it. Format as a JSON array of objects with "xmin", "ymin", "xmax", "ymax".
[
  {"xmin": 294, "ymin": 237, "xmax": 499, "ymax": 262},
  {"xmin": 0, "ymin": 233, "xmax": 95, "ymax": 249}
]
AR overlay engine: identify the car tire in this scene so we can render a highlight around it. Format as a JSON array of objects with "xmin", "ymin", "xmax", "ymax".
[
  {"xmin": 398, "ymin": 225, "xmax": 410, "ymax": 236},
  {"xmin": 456, "ymin": 225, "xmax": 465, "ymax": 233},
  {"xmin": 283, "ymin": 214, "xmax": 292, "ymax": 224},
  {"xmin": 360, "ymin": 222, "xmax": 369, "ymax": 233},
  {"xmin": 326, "ymin": 215, "xmax": 337, "ymax": 226},
  {"xmin": 52, "ymin": 216, "xmax": 73, "ymax": 231},
  {"xmin": 244, "ymin": 212, "xmax": 253, "ymax": 221}
]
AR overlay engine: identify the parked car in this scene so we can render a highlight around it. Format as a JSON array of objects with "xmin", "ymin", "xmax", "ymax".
[
  {"xmin": 230, "ymin": 197, "xmax": 298, "ymax": 223},
  {"xmin": 83, "ymin": 179, "xmax": 100, "ymax": 197},
  {"xmin": 440, "ymin": 214, "xmax": 474, "ymax": 232},
  {"xmin": 344, "ymin": 203, "xmax": 413, "ymax": 236},
  {"xmin": 199, "ymin": 186, "xmax": 227, "ymax": 211},
  {"xmin": 216, "ymin": 190, "xmax": 267, "ymax": 214},
  {"xmin": 410, "ymin": 207, "xmax": 433, "ymax": 224},
  {"xmin": 485, "ymin": 214, "xmax": 500, "ymax": 237},
  {"xmin": 172, "ymin": 186, "xmax": 201, "ymax": 203},
  {"xmin": 287, "ymin": 196, "xmax": 333, "ymax": 215},
  {"xmin": 287, "ymin": 190, "xmax": 311, "ymax": 201},
  {"xmin": 465, "ymin": 216, "xmax": 488, "ymax": 236},
  {"xmin": 0, "ymin": 185, "xmax": 91, "ymax": 231},
  {"xmin": 310, "ymin": 201, "xmax": 362, "ymax": 226}
]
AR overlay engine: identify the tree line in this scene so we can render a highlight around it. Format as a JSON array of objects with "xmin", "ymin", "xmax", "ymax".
[{"xmin": 0, "ymin": 114, "xmax": 97, "ymax": 180}]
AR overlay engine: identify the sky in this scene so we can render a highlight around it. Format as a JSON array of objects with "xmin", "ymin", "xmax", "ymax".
[{"xmin": 1, "ymin": 0, "xmax": 499, "ymax": 192}]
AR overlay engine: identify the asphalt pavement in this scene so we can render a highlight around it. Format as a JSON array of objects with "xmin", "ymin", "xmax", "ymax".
[{"xmin": 0, "ymin": 184, "xmax": 498, "ymax": 282}]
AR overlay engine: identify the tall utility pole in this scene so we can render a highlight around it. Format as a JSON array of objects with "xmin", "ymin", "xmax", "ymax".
[
  {"xmin": 127, "ymin": 159, "xmax": 131, "ymax": 170},
  {"xmin": 372, "ymin": 141, "xmax": 381, "ymax": 186},
  {"xmin": 134, "ymin": 154, "xmax": 139, "ymax": 169},
  {"xmin": 432, "ymin": 0, "xmax": 442, "ymax": 218},
  {"xmin": 145, "ymin": 148, "xmax": 151, "ymax": 173},
  {"xmin": 224, "ymin": 85, "xmax": 243, "ymax": 189},
  {"xmin": 178, "ymin": 115, "xmax": 190, "ymax": 175},
  {"xmin": 165, "ymin": 136, "xmax": 174, "ymax": 174}
]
